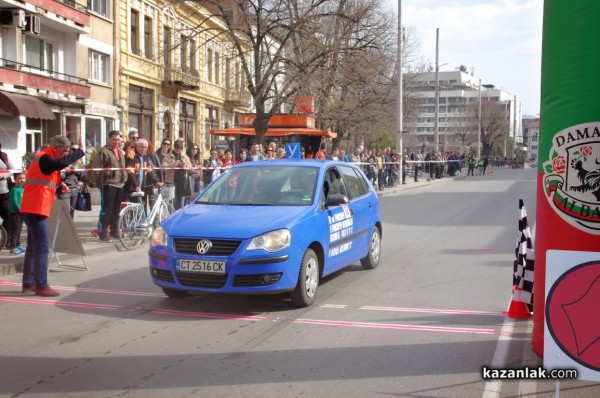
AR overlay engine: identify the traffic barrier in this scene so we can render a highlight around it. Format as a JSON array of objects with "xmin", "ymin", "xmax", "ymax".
[{"xmin": 505, "ymin": 284, "xmax": 533, "ymax": 318}]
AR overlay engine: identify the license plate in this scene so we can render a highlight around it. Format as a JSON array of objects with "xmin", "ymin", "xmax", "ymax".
[{"xmin": 177, "ymin": 259, "xmax": 226, "ymax": 274}]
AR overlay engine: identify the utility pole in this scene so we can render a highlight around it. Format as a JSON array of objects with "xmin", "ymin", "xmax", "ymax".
[
  {"xmin": 434, "ymin": 28, "xmax": 440, "ymax": 153},
  {"xmin": 477, "ymin": 79, "xmax": 482, "ymax": 161},
  {"xmin": 396, "ymin": 0, "xmax": 403, "ymax": 160},
  {"xmin": 513, "ymin": 95, "xmax": 518, "ymax": 158}
]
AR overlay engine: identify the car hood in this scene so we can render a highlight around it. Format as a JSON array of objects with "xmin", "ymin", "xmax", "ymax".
[{"xmin": 162, "ymin": 204, "xmax": 310, "ymax": 239}]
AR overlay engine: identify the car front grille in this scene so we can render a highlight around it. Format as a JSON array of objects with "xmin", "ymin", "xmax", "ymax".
[
  {"xmin": 175, "ymin": 271, "xmax": 228, "ymax": 288},
  {"xmin": 153, "ymin": 268, "xmax": 175, "ymax": 283},
  {"xmin": 233, "ymin": 273, "xmax": 282, "ymax": 287},
  {"xmin": 173, "ymin": 238, "xmax": 242, "ymax": 256}
]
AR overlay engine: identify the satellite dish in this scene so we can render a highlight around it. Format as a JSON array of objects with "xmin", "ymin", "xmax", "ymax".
[{"xmin": 459, "ymin": 65, "xmax": 467, "ymax": 72}]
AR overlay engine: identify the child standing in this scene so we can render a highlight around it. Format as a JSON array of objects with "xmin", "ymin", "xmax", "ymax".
[{"xmin": 8, "ymin": 172, "xmax": 25, "ymax": 255}]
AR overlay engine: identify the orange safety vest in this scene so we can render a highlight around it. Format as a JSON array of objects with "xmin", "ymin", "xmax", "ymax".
[{"xmin": 21, "ymin": 147, "xmax": 60, "ymax": 217}]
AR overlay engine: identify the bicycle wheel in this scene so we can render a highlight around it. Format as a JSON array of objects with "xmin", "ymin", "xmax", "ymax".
[
  {"xmin": 118, "ymin": 205, "xmax": 146, "ymax": 250},
  {"xmin": 156, "ymin": 201, "xmax": 173, "ymax": 224}
]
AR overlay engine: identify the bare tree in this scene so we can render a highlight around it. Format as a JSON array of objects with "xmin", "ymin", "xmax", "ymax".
[
  {"xmin": 452, "ymin": 111, "xmax": 475, "ymax": 149},
  {"xmin": 195, "ymin": 0, "xmax": 353, "ymax": 144},
  {"xmin": 470, "ymin": 100, "xmax": 509, "ymax": 156},
  {"xmin": 174, "ymin": 0, "xmax": 428, "ymax": 149}
]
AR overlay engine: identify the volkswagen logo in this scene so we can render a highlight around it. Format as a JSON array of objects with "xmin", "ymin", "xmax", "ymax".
[{"xmin": 197, "ymin": 239, "xmax": 212, "ymax": 254}]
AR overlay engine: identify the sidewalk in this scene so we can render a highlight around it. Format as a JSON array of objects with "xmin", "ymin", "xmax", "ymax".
[{"xmin": 0, "ymin": 173, "xmax": 461, "ymax": 276}]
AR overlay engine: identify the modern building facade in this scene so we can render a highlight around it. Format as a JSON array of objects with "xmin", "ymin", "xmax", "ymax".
[
  {"xmin": 523, "ymin": 119, "xmax": 539, "ymax": 162},
  {"xmin": 404, "ymin": 70, "xmax": 522, "ymax": 155}
]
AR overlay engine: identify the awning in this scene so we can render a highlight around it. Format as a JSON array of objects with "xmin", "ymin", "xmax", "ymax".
[
  {"xmin": 0, "ymin": 92, "xmax": 56, "ymax": 120},
  {"xmin": 210, "ymin": 127, "xmax": 337, "ymax": 139}
]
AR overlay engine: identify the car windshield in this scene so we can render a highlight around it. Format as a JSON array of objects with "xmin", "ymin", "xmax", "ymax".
[{"xmin": 196, "ymin": 165, "xmax": 319, "ymax": 206}]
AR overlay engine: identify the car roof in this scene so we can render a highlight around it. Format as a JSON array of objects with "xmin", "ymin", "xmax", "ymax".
[{"xmin": 235, "ymin": 159, "xmax": 350, "ymax": 169}]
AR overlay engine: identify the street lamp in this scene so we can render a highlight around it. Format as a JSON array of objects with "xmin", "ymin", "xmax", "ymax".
[
  {"xmin": 433, "ymin": 27, "xmax": 448, "ymax": 153},
  {"xmin": 477, "ymin": 79, "xmax": 482, "ymax": 161},
  {"xmin": 396, "ymin": 0, "xmax": 403, "ymax": 160}
]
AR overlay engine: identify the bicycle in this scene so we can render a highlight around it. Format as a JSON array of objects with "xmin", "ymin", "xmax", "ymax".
[
  {"xmin": 405, "ymin": 166, "xmax": 423, "ymax": 179},
  {"xmin": 117, "ymin": 185, "xmax": 175, "ymax": 250}
]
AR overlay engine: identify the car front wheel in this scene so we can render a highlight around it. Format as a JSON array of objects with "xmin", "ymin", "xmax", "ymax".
[
  {"xmin": 361, "ymin": 226, "xmax": 381, "ymax": 270},
  {"xmin": 291, "ymin": 248, "xmax": 319, "ymax": 307}
]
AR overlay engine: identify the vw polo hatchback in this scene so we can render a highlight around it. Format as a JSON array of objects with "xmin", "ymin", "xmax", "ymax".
[{"xmin": 148, "ymin": 159, "xmax": 382, "ymax": 306}]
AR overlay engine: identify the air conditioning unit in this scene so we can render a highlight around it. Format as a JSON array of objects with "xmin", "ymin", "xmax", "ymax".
[
  {"xmin": 24, "ymin": 15, "xmax": 41, "ymax": 34},
  {"xmin": 0, "ymin": 9, "xmax": 26, "ymax": 28}
]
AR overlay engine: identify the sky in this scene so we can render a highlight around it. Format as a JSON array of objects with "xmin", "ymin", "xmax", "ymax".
[{"xmin": 387, "ymin": 0, "xmax": 543, "ymax": 117}]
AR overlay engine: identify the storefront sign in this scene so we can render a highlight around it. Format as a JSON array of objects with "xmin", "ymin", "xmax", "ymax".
[{"xmin": 85, "ymin": 102, "xmax": 118, "ymax": 118}]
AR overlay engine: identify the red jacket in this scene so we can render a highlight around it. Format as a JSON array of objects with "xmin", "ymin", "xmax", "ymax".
[{"xmin": 21, "ymin": 147, "xmax": 60, "ymax": 217}]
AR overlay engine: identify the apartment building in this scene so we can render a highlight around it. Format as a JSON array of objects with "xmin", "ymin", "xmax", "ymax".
[
  {"xmin": 404, "ymin": 70, "xmax": 522, "ymax": 155},
  {"xmin": 117, "ymin": 0, "xmax": 251, "ymax": 155},
  {"xmin": 524, "ymin": 119, "xmax": 539, "ymax": 162},
  {"xmin": 0, "ymin": 0, "xmax": 98, "ymax": 168},
  {"xmin": 0, "ymin": 0, "xmax": 250, "ymax": 167}
]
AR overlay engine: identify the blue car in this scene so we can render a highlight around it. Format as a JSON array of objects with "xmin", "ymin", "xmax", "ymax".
[{"xmin": 148, "ymin": 159, "xmax": 382, "ymax": 306}]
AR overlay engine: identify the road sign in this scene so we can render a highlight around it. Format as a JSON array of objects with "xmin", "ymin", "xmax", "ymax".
[{"xmin": 286, "ymin": 143, "xmax": 301, "ymax": 159}]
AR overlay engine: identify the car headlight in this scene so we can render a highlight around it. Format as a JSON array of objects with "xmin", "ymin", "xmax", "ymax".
[
  {"xmin": 247, "ymin": 229, "xmax": 291, "ymax": 252},
  {"xmin": 151, "ymin": 227, "xmax": 168, "ymax": 247}
]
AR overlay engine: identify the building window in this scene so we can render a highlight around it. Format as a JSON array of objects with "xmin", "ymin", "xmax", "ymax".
[
  {"xmin": 235, "ymin": 61, "xmax": 241, "ymax": 91},
  {"xmin": 180, "ymin": 34, "xmax": 188, "ymax": 71},
  {"xmin": 88, "ymin": 0, "xmax": 110, "ymax": 18},
  {"xmin": 89, "ymin": 50, "xmax": 109, "ymax": 83},
  {"xmin": 204, "ymin": 107, "xmax": 218, "ymax": 150},
  {"xmin": 25, "ymin": 118, "xmax": 43, "ymax": 154},
  {"xmin": 130, "ymin": 10, "xmax": 139, "ymax": 55},
  {"xmin": 214, "ymin": 51, "xmax": 220, "ymax": 85},
  {"xmin": 24, "ymin": 35, "xmax": 54, "ymax": 72},
  {"xmin": 207, "ymin": 48, "xmax": 213, "ymax": 82},
  {"xmin": 163, "ymin": 26, "xmax": 171, "ymax": 71},
  {"xmin": 179, "ymin": 99, "xmax": 196, "ymax": 148},
  {"xmin": 190, "ymin": 39, "xmax": 197, "ymax": 75},
  {"xmin": 128, "ymin": 85, "xmax": 154, "ymax": 142},
  {"xmin": 144, "ymin": 16, "xmax": 152, "ymax": 59}
]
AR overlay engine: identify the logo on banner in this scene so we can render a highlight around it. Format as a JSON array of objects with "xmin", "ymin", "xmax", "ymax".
[
  {"xmin": 543, "ymin": 121, "xmax": 600, "ymax": 234},
  {"xmin": 546, "ymin": 260, "xmax": 600, "ymax": 372}
]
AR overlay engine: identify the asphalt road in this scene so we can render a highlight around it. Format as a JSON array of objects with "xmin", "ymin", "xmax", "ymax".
[{"xmin": 0, "ymin": 168, "xmax": 598, "ymax": 397}]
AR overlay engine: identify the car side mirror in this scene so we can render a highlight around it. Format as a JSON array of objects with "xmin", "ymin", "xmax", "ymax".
[{"xmin": 326, "ymin": 193, "xmax": 349, "ymax": 207}]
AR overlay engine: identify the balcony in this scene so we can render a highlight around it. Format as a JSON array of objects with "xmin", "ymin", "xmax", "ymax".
[
  {"xmin": 27, "ymin": 0, "xmax": 90, "ymax": 31},
  {"xmin": 162, "ymin": 68, "xmax": 200, "ymax": 91},
  {"xmin": 224, "ymin": 88, "xmax": 251, "ymax": 108},
  {"xmin": 0, "ymin": 58, "xmax": 90, "ymax": 99}
]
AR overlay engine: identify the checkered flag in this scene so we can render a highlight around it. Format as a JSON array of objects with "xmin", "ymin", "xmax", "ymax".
[{"xmin": 513, "ymin": 199, "xmax": 535, "ymax": 305}]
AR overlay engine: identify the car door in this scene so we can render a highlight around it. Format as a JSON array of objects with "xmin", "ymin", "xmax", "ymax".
[
  {"xmin": 322, "ymin": 165, "xmax": 371, "ymax": 274},
  {"xmin": 337, "ymin": 164, "xmax": 373, "ymax": 261}
]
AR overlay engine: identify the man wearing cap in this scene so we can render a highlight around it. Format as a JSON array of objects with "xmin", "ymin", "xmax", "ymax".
[{"xmin": 21, "ymin": 135, "xmax": 85, "ymax": 297}]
